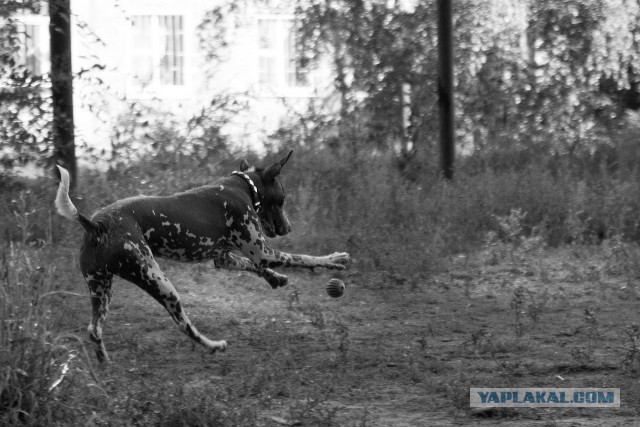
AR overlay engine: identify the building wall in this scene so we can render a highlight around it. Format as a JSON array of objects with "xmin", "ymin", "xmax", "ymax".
[{"xmin": 15, "ymin": 0, "xmax": 334, "ymax": 155}]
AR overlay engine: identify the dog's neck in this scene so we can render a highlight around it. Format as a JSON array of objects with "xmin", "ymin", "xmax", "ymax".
[{"xmin": 231, "ymin": 171, "xmax": 261, "ymax": 212}]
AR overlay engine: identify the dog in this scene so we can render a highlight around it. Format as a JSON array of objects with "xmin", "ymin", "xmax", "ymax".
[{"xmin": 54, "ymin": 151, "xmax": 350, "ymax": 362}]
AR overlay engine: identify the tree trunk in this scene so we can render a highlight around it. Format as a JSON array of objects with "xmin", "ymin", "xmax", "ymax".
[
  {"xmin": 49, "ymin": 0, "xmax": 76, "ymax": 189},
  {"xmin": 437, "ymin": 0, "xmax": 454, "ymax": 180}
]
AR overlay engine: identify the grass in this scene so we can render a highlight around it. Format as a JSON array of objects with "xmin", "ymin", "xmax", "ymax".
[
  {"xmin": 0, "ymin": 243, "xmax": 101, "ymax": 426},
  {"xmin": 2, "ymin": 149, "xmax": 640, "ymax": 424}
]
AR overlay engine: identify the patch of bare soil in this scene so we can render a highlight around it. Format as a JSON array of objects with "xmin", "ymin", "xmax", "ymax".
[{"xmin": 78, "ymin": 246, "xmax": 640, "ymax": 426}]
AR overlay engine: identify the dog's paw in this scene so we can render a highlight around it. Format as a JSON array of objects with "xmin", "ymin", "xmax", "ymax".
[
  {"xmin": 211, "ymin": 340, "xmax": 227, "ymax": 353},
  {"xmin": 95, "ymin": 348, "xmax": 110, "ymax": 363},
  {"xmin": 264, "ymin": 268, "xmax": 289, "ymax": 289},
  {"xmin": 326, "ymin": 252, "xmax": 351, "ymax": 269}
]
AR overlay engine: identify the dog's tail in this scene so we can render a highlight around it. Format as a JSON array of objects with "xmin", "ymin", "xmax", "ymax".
[{"xmin": 55, "ymin": 165, "xmax": 101, "ymax": 233}]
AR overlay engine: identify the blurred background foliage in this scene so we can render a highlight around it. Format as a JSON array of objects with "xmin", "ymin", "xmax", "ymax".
[
  {"xmin": 5, "ymin": 0, "xmax": 640, "ymax": 171},
  {"xmin": 0, "ymin": 1, "xmax": 51, "ymax": 170},
  {"xmin": 289, "ymin": 0, "xmax": 640, "ymax": 172}
]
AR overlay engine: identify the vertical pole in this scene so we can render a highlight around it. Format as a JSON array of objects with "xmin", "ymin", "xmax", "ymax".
[
  {"xmin": 400, "ymin": 82, "xmax": 412, "ymax": 155},
  {"xmin": 437, "ymin": 0, "xmax": 454, "ymax": 180},
  {"xmin": 49, "ymin": 0, "xmax": 76, "ymax": 190}
]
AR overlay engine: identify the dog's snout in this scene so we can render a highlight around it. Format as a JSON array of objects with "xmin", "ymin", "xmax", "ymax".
[
  {"xmin": 278, "ymin": 213, "xmax": 292, "ymax": 236},
  {"xmin": 278, "ymin": 224, "xmax": 292, "ymax": 236}
]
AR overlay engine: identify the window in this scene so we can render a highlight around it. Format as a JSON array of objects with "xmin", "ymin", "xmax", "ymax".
[
  {"xmin": 22, "ymin": 24, "xmax": 43, "ymax": 74},
  {"xmin": 258, "ymin": 19, "xmax": 277, "ymax": 85},
  {"xmin": 131, "ymin": 15, "xmax": 185, "ymax": 88},
  {"xmin": 13, "ymin": 2, "xmax": 49, "ymax": 75},
  {"xmin": 285, "ymin": 26, "xmax": 308, "ymax": 87},
  {"xmin": 257, "ymin": 17, "xmax": 308, "ymax": 89},
  {"xmin": 15, "ymin": 0, "xmax": 48, "ymax": 16}
]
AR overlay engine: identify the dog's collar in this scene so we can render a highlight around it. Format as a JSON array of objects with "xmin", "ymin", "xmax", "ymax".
[{"xmin": 231, "ymin": 171, "xmax": 261, "ymax": 212}]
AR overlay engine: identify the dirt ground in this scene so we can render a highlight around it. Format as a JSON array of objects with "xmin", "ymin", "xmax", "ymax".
[{"xmin": 71, "ymin": 245, "xmax": 640, "ymax": 426}]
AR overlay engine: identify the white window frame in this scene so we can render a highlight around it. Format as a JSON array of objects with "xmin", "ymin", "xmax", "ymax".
[
  {"xmin": 256, "ymin": 14, "xmax": 311, "ymax": 97},
  {"xmin": 12, "ymin": 6, "xmax": 49, "ymax": 76},
  {"xmin": 126, "ymin": 13, "xmax": 189, "ymax": 99}
]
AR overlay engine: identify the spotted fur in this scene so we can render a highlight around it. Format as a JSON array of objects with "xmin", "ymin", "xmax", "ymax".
[{"xmin": 55, "ymin": 151, "xmax": 350, "ymax": 362}]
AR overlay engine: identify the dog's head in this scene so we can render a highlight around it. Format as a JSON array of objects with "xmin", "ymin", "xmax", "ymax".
[{"xmin": 241, "ymin": 150, "xmax": 293, "ymax": 238}]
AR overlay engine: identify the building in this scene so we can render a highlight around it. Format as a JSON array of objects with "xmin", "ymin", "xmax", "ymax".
[{"xmin": 13, "ymin": 0, "xmax": 334, "ymax": 155}]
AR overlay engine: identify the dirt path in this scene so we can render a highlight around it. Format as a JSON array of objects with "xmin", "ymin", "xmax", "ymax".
[{"xmin": 79, "ymin": 246, "xmax": 640, "ymax": 426}]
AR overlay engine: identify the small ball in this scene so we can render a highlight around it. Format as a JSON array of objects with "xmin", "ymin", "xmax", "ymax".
[{"xmin": 326, "ymin": 278, "xmax": 345, "ymax": 298}]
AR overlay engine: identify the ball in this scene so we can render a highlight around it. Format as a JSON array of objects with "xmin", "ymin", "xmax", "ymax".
[{"xmin": 326, "ymin": 278, "xmax": 345, "ymax": 298}]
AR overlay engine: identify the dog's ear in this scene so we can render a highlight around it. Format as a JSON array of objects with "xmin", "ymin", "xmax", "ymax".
[
  {"xmin": 279, "ymin": 150, "xmax": 293, "ymax": 168},
  {"xmin": 240, "ymin": 159, "xmax": 250, "ymax": 172},
  {"xmin": 264, "ymin": 150, "xmax": 293, "ymax": 181}
]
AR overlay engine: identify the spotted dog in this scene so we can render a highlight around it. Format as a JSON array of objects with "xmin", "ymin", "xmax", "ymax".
[{"xmin": 55, "ymin": 151, "xmax": 350, "ymax": 362}]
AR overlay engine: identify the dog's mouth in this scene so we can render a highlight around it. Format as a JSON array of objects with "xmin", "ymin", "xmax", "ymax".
[
  {"xmin": 260, "ymin": 217, "xmax": 292, "ymax": 238},
  {"xmin": 261, "ymin": 223, "xmax": 290, "ymax": 238},
  {"xmin": 262, "ymin": 224, "xmax": 277, "ymax": 238},
  {"xmin": 260, "ymin": 218, "xmax": 277, "ymax": 238},
  {"xmin": 276, "ymin": 222, "xmax": 292, "ymax": 236}
]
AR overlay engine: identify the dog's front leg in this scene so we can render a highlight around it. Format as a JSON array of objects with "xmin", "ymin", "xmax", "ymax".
[
  {"xmin": 214, "ymin": 252, "xmax": 288, "ymax": 288},
  {"xmin": 256, "ymin": 249, "xmax": 351, "ymax": 271},
  {"xmin": 236, "ymin": 223, "xmax": 350, "ymax": 271}
]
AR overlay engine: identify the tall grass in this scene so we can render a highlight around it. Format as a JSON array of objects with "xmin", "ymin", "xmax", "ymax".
[
  {"xmin": 0, "ymin": 241, "xmax": 98, "ymax": 425},
  {"xmin": 281, "ymin": 149, "xmax": 640, "ymax": 280}
]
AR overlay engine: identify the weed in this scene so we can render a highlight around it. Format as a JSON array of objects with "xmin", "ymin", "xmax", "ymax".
[
  {"xmin": 357, "ymin": 406, "xmax": 372, "ymax": 426},
  {"xmin": 417, "ymin": 335, "xmax": 428, "ymax": 352},
  {"xmin": 496, "ymin": 208, "xmax": 527, "ymax": 246},
  {"xmin": 466, "ymin": 330, "xmax": 524, "ymax": 358},
  {"xmin": 511, "ymin": 286, "xmax": 526, "ymax": 339},
  {"xmin": 234, "ymin": 348, "xmax": 298, "ymax": 402},
  {"xmin": 620, "ymin": 323, "xmax": 640, "ymax": 372},
  {"xmin": 539, "ymin": 267, "xmax": 551, "ymax": 284},
  {"xmin": 288, "ymin": 389, "xmax": 340, "ymax": 426},
  {"xmin": 305, "ymin": 303, "xmax": 326, "ymax": 329},
  {"xmin": 519, "ymin": 233, "xmax": 546, "ymax": 257},
  {"xmin": 570, "ymin": 346, "xmax": 594, "ymax": 365},
  {"xmin": 603, "ymin": 235, "xmax": 640, "ymax": 278},
  {"xmin": 334, "ymin": 320, "xmax": 350, "ymax": 362},
  {"xmin": 287, "ymin": 285, "xmax": 301, "ymax": 310},
  {"xmin": 437, "ymin": 370, "xmax": 474, "ymax": 411},
  {"xmin": 571, "ymin": 308, "xmax": 600, "ymax": 365},
  {"xmin": 11, "ymin": 191, "xmax": 37, "ymax": 246},
  {"xmin": 497, "ymin": 359, "xmax": 527, "ymax": 378},
  {"xmin": 482, "ymin": 231, "xmax": 506, "ymax": 266},
  {"xmin": 582, "ymin": 308, "xmax": 599, "ymax": 339},
  {"xmin": 525, "ymin": 288, "xmax": 549, "ymax": 328},
  {"xmin": 509, "ymin": 286, "xmax": 550, "ymax": 339}
]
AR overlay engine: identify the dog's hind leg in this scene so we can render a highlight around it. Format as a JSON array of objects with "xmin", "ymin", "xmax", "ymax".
[
  {"xmin": 83, "ymin": 270, "xmax": 113, "ymax": 363},
  {"xmin": 120, "ymin": 240, "xmax": 227, "ymax": 353}
]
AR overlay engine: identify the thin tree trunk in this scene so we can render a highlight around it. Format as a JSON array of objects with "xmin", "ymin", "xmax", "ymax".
[
  {"xmin": 49, "ymin": 0, "xmax": 76, "ymax": 189},
  {"xmin": 437, "ymin": 0, "xmax": 454, "ymax": 180}
]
